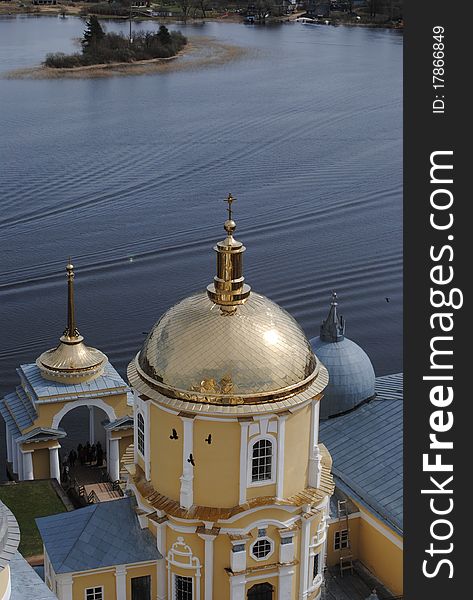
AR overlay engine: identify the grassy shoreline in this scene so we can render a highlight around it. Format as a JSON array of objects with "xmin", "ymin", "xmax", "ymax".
[{"xmin": 6, "ymin": 36, "xmax": 249, "ymax": 79}]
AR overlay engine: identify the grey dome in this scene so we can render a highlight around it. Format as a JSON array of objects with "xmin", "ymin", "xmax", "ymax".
[{"xmin": 310, "ymin": 293, "xmax": 375, "ymax": 419}]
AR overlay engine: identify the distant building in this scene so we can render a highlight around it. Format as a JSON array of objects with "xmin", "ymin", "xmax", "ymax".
[
  {"xmin": 311, "ymin": 296, "xmax": 403, "ymax": 596},
  {"xmin": 0, "ymin": 262, "xmax": 133, "ymax": 486},
  {"xmin": 306, "ymin": 0, "xmax": 331, "ymax": 17}
]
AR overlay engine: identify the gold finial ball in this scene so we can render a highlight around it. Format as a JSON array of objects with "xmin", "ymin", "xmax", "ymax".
[
  {"xmin": 66, "ymin": 260, "xmax": 74, "ymax": 276},
  {"xmin": 224, "ymin": 219, "xmax": 236, "ymax": 235}
]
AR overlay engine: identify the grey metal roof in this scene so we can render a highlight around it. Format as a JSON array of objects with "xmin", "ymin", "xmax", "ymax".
[
  {"xmin": 9, "ymin": 552, "xmax": 57, "ymax": 600},
  {"xmin": 319, "ymin": 373, "xmax": 403, "ymax": 534},
  {"xmin": 312, "ymin": 336, "xmax": 376, "ymax": 419},
  {"xmin": 17, "ymin": 427, "xmax": 66, "ymax": 444},
  {"xmin": 36, "ymin": 497, "xmax": 161, "ymax": 574},
  {"xmin": 19, "ymin": 362, "xmax": 130, "ymax": 403},
  {"xmin": 103, "ymin": 415, "xmax": 134, "ymax": 431}
]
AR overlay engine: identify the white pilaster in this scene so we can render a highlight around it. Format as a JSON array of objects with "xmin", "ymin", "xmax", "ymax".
[
  {"xmin": 238, "ymin": 421, "xmax": 249, "ymax": 505},
  {"xmin": 230, "ymin": 573, "xmax": 246, "ymax": 600},
  {"xmin": 308, "ymin": 400, "xmax": 322, "ymax": 488},
  {"xmin": 88, "ymin": 405, "xmax": 95, "ymax": 444},
  {"xmin": 12, "ymin": 440, "xmax": 18, "ymax": 476},
  {"xmin": 310, "ymin": 399, "xmax": 320, "ymax": 448},
  {"xmin": 22, "ymin": 450, "xmax": 34, "ymax": 481},
  {"xmin": 56, "ymin": 573, "xmax": 73, "ymax": 600},
  {"xmin": 278, "ymin": 564, "xmax": 295, "ymax": 600},
  {"xmin": 115, "ymin": 565, "xmax": 127, "ymax": 600},
  {"xmin": 49, "ymin": 446, "xmax": 61, "ymax": 481},
  {"xmin": 276, "ymin": 415, "xmax": 286, "ymax": 499},
  {"xmin": 145, "ymin": 399, "xmax": 151, "ymax": 481},
  {"xmin": 198, "ymin": 533, "xmax": 216, "ymax": 600},
  {"xmin": 156, "ymin": 521, "xmax": 167, "ymax": 600},
  {"xmin": 5, "ymin": 424, "xmax": 12, "ymax": 463},
  {"xmin": 179, "ymin": 416, "xmax": 194, "ymax": 509},
  {"xmin": 109, "ymin": 437, "xmax": 120, "ymax": 482},
  {"xmin": 299, "ymin": 512, "xmax": 311, "ymax": 600}
]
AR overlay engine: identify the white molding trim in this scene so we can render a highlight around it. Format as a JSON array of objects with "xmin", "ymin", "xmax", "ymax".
[
  {"xmin": 180, "ymin": 417, "xmax": 194, "ymax": 509},
  {"xmin": 276, "ymin": 416, "xmax": 286, "ymax": 499},
  {"xmin": 239, "ymin": 421, "xmax": 249, "ymax": 505},
  {"xmin": 249, "ymin": 536, "xmax": 275, "ymax": 562},
  {"xmin": 52, "ymin": 398, "xmax": 117, "ymax": 430},
  {"xmin": 136, "ymin": 411, "xmax": 146, "ymax": 459},
  {"xmin": 218, "ymin": 505, "xmax": 299, "ymax": 525}
]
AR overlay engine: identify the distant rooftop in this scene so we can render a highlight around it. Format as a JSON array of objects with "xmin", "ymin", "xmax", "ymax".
[
  {"xmin": 319, "ymin": 373, "xmax": 403, "ymax": 534},
  {"xmin": 36, "ymin": 496, "xmax": 161, "ymax": 574}
]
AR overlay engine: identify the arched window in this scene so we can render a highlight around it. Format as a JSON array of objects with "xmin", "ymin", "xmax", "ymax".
[
  {"xmin": 137, "ymin": 413, "xmax": 145, "ymax": 456},
  {"xmin": 251, "ymin": 439, "xmax": 273, "ymax": 482}
]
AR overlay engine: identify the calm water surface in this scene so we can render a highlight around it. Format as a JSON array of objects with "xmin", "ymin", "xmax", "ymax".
[{"xmin": 0, "ymin": 16, "xmax": 402, "ymax": 403}]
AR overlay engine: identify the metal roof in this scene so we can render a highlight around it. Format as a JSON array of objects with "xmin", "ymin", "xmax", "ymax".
[
  {"xmin": 319, "ymin": 373, "xmax": 403, "ymax": 534},
  {"xmin": 18, "ymin": 362, "xmax": 129, "ymax": 402},
  {"xmin": 9, "ymin": 552, "xmax": 57, "ymax": 600},
  {"xmin": 36, "ymin": 497, "xmax": 161, "ymax": 574}
]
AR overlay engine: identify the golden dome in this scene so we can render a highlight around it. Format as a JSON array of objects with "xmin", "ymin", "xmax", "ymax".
[
  {"xmin": 130, "ymin": 196, "xmax": 327, "ymax": 408},
  {"xmin": 136, "ymin": 291, "xmax": 318, "ymax": 404},
  {"xmin": 36, "ymin": 261, "xmax": 107, "ymax": 383}
]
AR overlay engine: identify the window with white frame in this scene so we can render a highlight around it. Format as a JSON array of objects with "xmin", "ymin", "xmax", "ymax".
[
  {"xmin": 85, "ymin": 587, "xmax": 103, "ymax": 600},
  {"xmin": 174, "ymin": 574, "xmax": 193, "ymax": 600},
  {"xmin": 251, "ymin": 438, "xmax": 273, "ymax": 482},
  {"xmin": 334, "ymin": 529, "xmax": 349, "ymax": 550},
  {"xmin": 137, "ymin": 412, "xmax": 145, "ymax": 456},
  {"xmin": 251, "ymin": 538, "xmax": 273, "ymax": 560}
]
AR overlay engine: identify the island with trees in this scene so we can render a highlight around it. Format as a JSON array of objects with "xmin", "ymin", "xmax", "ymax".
[{"xmin": 44, "ymin": 16, "xmax": 187, "ymax": 68}]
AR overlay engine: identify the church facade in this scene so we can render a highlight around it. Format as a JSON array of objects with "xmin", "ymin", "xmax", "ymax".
[{"xmin": 34, "ymin": 200, "xmax": 335, "ymax": 600}]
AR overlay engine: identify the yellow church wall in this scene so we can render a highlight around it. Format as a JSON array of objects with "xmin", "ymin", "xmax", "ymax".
[
  {"xmin": 246, "ymin": 524, "xmax": 281, "ymax": 570},
  {"xmin": 284, "ymin": 405, "xmax": 311, "ymax": 497},
  {"xmin": 32, "ymin": 447, "xmax": 51, "ymax": 479},
  {"xmin": 126, "ymin": 563, "xmax": 157, "ymax": 599},
  {"xmin": 213, "ymin": 535, "xmax": 233, "ymax": 598},
  {"xmin": 72, "ymin": 568, "xmax": 116, "ymax": 600},
  {"xmin": 226, "ymin": 507, "xmax": 296, "ymax": 532},
  {"xmin": 0, "ymin": 565, "xmax": 10, "ymax": 597},
  {"xmin": 20, "ymin": 439, "xmax": 56, "ymax": 452},
  {"xmin": 326, "ymin": 517, "xmax": 360, "ymax": 567},
  {"xmin": 119, "ymin": 432, "xmax": 133, "ymax": 458},
  {"xmin": 150, "ymin": 405, "xmax": 182, "ymax": 500},
  {"xmin": 357, "ymin": 509, "xmax": 403, "ymax": 597},
  {"xmin": 165, "ymin": 529, "xmax": 205, "ymax": 600},
  {"xmin": 22, "ymin": 392, "xmax": 130, "ymax": 434},
  {"xmin": 246, "ymin": 482, "xmax": 276, "ymax": 501},
  {"xmin": 193, "ymin": 419, "xmax": 240, "ymax": 507}
]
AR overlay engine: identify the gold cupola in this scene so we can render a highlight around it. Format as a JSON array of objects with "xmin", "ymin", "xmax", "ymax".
[
  {"xmin": 206, "ymin": 194, "xmax": 251, "ymax": 310},
  {"xmin": 36, "ymin": 261, "xmax": 108, "ymax": 384},
  {"xmin": 129, "ymin": 196, "xmax": 329, "ymax": 411}
]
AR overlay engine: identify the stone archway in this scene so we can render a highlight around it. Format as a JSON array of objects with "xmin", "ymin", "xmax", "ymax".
[
  {"xmin": 247, "ymin": 582, "xmax": 274, "ymax": 600},
  {"xmin": 52, "ymin": 398, "xmax": 117, "ymax": 430},
  {"xmin": 53, "ymin": 399, "xmax": 118, "ymax": 484}
]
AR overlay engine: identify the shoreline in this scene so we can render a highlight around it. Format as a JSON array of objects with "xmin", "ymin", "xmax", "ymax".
[
  {"xmin": 0, "ymin": 5, "xmax": 402, "ymax": 30},
  {"xmin": 5, "ymin": 37, "xmax": 250, "ymax": 79}
]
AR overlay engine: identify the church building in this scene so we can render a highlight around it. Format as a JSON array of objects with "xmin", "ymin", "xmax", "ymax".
[{"xmin": 34, "ymin": 198, "xmax": 335, "ymax": 600}]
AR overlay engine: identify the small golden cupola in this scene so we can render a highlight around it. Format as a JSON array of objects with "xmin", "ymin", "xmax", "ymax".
[
  {"xmin": 36, "ymin": 260, "xmax": 108, "ymax": 383},
  {"xmin": 206, "ymin": 193, "xmax": 251, "ymax": 310}
]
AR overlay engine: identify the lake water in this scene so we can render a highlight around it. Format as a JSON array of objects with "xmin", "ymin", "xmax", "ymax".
[{"xmin": 0, "ymin": 16, "xmax": 402, "ymax": 405}]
